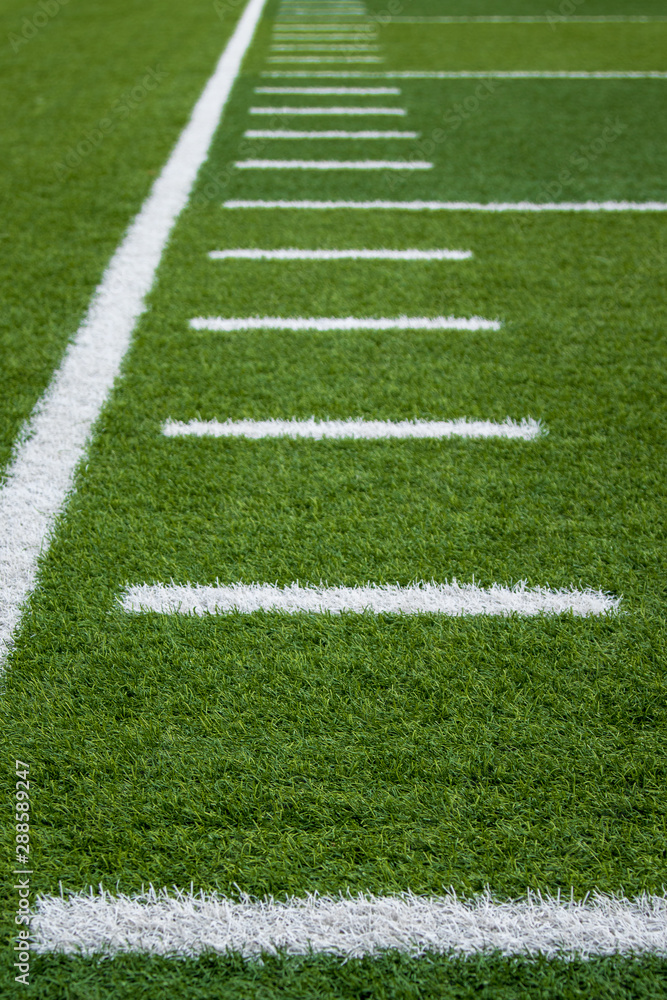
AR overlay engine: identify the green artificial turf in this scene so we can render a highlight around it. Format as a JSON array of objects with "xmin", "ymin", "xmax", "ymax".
[
  {"xmin": 0, "ymin": 0, "xmax": 239, "ymax": 476},
  {"xmin": 1, "ymin": 0, "xmax": 666, "ymax": 996}
]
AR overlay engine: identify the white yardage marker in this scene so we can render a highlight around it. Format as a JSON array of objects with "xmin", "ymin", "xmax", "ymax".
[
  {"xmin": 235, "ymin": 159, "xmax": 432, "ymax": 169},
  {"xmin": 189, "ymin": 315, "xmax": 499, "ymax": 332},
  {"xmin": 254, "ymin": 86, "xmax": 399, "ymax": 93},
  {"xmin": 267, "ymin": 56, "xmax": 384, "ymax": 62},
  {"xmin": 223, "ymin": 199, "xmax": 667, "ymax": 212},
  {"xmin": 270, "ymin": 43, "xmax": 380, "ymax": 50},
  {"xmin": 163, "ymin": 417, "xmax": 538, "ymax": 440},
  {"xmin": 121, "ymin": 581, "xmax": 617, "ymax": 617},
  {"xmin": 249, "ymin": 105, "xmax": 406, "ymax": 114},
  {"xmin": 244, "ymin": 129, "xmax": 418, "ymax": 138},
  {"xmin": 0, "ymin": 0, "xmax": 270, "ymax": 667},
  {"xmin": 208, "ymin": 248, "xmax": 469, "ymax": 260}
]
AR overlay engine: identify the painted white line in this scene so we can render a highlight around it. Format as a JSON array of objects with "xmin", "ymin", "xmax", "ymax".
[
  {"xmin": 223, "ymin": 199, "xmax": 667, "ymax": 212},
  {"xmin": 189, "ymin": 315, "xmax": 499, "ymax": 331},
  {"xmin": 263, "ymin": 69, "xmax": 667, "ymax": 79},
  {"xmin": 163, "ymin": 417, "xmax": 537, "ymax": 440},
  {"xmin": 244, "ymin": 129, "xmax": 418, "ymax": 138},
  {"xmin": 389, "ymin": 14, "xmax": 667, "ymax": 21},
  {"xmin": 250, "ymin": 105, "xmax": 405, "ymax": 114},
  {"xmin": 208, "ymin": 248, "xmax": 471, "ymax": 260},
  {"xmin": 122, "ymin": 581, "xmax": 616, "ymax": 617},
  {"xmin": 32, "ymin": 889, "xmax": 666, "ymax": 958},
  {"xmin": 255, "ymin": 86, "xmax": 398, "ymax": 92},
  {"xmin": 0, "ymin": 0, "xmax": 269, "ymax": 668},
  {"xmin": 271, "ymin": 23, "xmax": 376, "ymax": 29},
  {"xmin": 271, "ymin": 34, "xmax": 380, "ymax": 40},
  {"xmin": 270, "ymin": 43, "xmax": 380, "ymax": 50},
  {"xmin": 235, "ymin": 159, "xmax": 432, "ymax": 169},
  {"xmin": 267, "ymin": 56, "xmax": 384, "ymax": 62}
]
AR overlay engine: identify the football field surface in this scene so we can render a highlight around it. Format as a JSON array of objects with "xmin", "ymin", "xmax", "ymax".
[{"xmin": 1, "ymin": 0, "xmax": 666, "ymax": 995}]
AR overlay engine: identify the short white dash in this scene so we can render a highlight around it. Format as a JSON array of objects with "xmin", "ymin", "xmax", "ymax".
[
  {"xmin": 254, "ymin": 86, "xmax": 400, "ymax": 94},
  {"xmin": 249, "ymin": 105, "xmax": 406, "ymax": 114},
  {"xmin": 234, "ymin": 159, "xmax": 432, "ymax": 169},
  {"xmin": 189, "ymin": 315, "xmax": 499, "ymax": 332},
  {"xmin": 243, "ymin": 129, "xmax": 418, "ymax": 138},
  {"xmin": 207, "ymin": 248, "xmax": 472, "ymax": 260}
]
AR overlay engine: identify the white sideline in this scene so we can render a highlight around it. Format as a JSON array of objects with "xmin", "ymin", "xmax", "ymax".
[
  {"xmin": 254, "ymin": 86, "xmax": 399, "ymax": 92},
  {"xmin": 189, "ymin": 315, "xmax": 500, "ymax": 332},
  {"xmin": 0, "ymin": 0, "xmax": 269, "ymax": 667},
  {"xmin": 223, "ymin": 199, "xmax": 667, "ymax": 212},
  {"xmin": 244, "ymin": 129, "xmax": 418, "ymax": 138},
  {"xmin": 235, "ymin": 159, "xmax": 432, "ymax": 169},
  {"xmin": 249, "ymin": 105, "xmax": 406, "ymax": 114},
  {"xmin": 33, "ymin": 889, "xmax": 664, "ymax": 957},
  {"xmin": 121, "ymin": 581, "xmax": 617, "ymax": 617},
  {"xmin": 208, "ymin": 248, "xmax": 471, "ymax": 259},
  {"xmin": 263, "ymin": 69, "xmax": 667, "ymax": 79},
  {"xmin": 162, "ymin": 417, "xmax": 539, "ymax": 440}
]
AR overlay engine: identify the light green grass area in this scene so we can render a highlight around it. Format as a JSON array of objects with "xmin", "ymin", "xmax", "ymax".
[
  {"xmin": 0, "ymin": 0, "xmax": 238, "ymax": 476},
  {"xmin": 1, "ymin": 0, "xmax": 666, "ymax": 996}
]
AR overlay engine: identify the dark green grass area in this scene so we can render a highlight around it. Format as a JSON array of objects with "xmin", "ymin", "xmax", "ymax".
[
  {"xmin": 217, "ymin": 77, "xmax": 667, "ymax": 203},
  {"xmin": 379, "ymin": 23, "xmax": 667, "ymax": 70},
  {"xmin": 0, "ymin": 0, "xmax": 239, "ymax": 475},
  {"xmin": 20, "ymin": 951, "xmax": 667, "ymax": 1000}
]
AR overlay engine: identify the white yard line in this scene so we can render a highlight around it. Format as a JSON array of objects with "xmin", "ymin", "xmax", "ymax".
[
  {"xmin": 271, "ymin": 33, "xmax": 380, "ymax": 40},
  {"xmin": 163, "ymin": 417, "xmax": 537, "ymax": 440},
  {"xmin": 263, "ymin": 69, "xmax": 667, "ymax": 79},
  {"xmin": 223, "ymin": 199, "xmax": 667, "ymax": 211},
  {"xmin": 235, "ymin": 159, "xmax": 432, "ymax": 169},
  {"xmin": 249, "ymin": 105, "xmax": 405, "ymax": 114},
  {"xmin": 0, "ymin": 0, "xmax": 269, "ymax": 667},
  {"xmin": 121, "ymin": 581, "xmax": 617, "ymax": 617},
  {"xmin": 189, "ymin": 315, "xmax": 499, "ymax": 331},
  {"xmin": 208, "ymin": 248, "xmax": 470, "ymax": 259},
  {"xmin": 267, "ymin": 55, "xmax": 384, "ymax": 62},
  {"xmin": 36, "ymin": 889, "xmax": 667, "ymax": 958},
  {"xmin": 270, "ymin": 43, "xmax": 380, "ymax": 50},
  {"xmin": 389, "ymin": 14, "xmax": 667, "ymax": 21},
  {"xmin": 255, "ymin": 86, "xmax": 398, "ymax": 92},
  {"xmin": 244, "ymin": 129, "xmax": 418, "ymax": 137},
  {"xmin": 271, "ymin": 23, "xmax": 376, "ymax": 29}
]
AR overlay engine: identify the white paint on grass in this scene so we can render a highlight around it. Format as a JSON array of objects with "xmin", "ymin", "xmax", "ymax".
[
  {"xmin": 389, "ymin": 14, "xmax": 667, "ymax": 21},
  {"xmin": 223, "ymin": 199, "xmax": 667, "ymax": 212},
  {"xmin": 121, "ymin": 581, "xmax": 617, "ymax": 617},
  {"xmin": 267, "ymin": 55, "xmax": 384, "ymax": 62},
  {"xmin": 270, "ymin": 43, "xmax": 381, "ymax": 50},
  {"xmin": 0, "ymin": 0, "xmax": 269, "ymax": 667},
  {"xmin": 235, "ymin": 159, "xmax": 432, "ymax": 169},
  {"xmin": 35, "ymin": 889, "xmax": 663, "ymax": 958},
  {"xmin": 189, "ymin": 315, "xmax": 500, "ymax": 332},
  {"xmin": 250, "ymin": 104, "xmax": 405, "ymax": 114},
  {"xmin": 163, "ymin": 416, "xmax": 538, "ymax": 440},
  {"xmin": 244, "ymin": 129, "xmax": 418, "ymax": 138},
  {"xmin": 208, "ymin": 248, "xmax": 471, "ymax": 260},
  {"xmin": 263, "ymin": 69, "xmax": 667, "ymax": 79},
  {"xmin": 254, "ymin": 86, "xmax": 399, "ymax": 93}
]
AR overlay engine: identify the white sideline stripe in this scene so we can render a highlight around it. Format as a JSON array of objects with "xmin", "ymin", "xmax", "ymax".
[
  {"xmin": 189, "ymin": 315, "xmax": 499, "ymax": 331},
  {"xmin": 249, "ymin": 105, "xmax": 406, "ymax": 114},
  {"xmin": 31, "ymin": 889, "xmax": 667, "ymax": 958},
  {"xmin": 223, "ymin": 199, "xmax": 667, "ymax": 212},
  {"xmin": 262, "ymin": 69, "xmax": 667, "ymax": 79},
  {"xmin": 0, "ymin": 0, "xmax": 268, "ymax": 668},
  {"xmin": 254, "ymin": 86, "xmax": 398, "ymax": 93},
  {"xmin": 244, "ymin": 129, "xmax": 418, "ymax": 138},
  {"xmin": 208, "ymin": 248, "xmax": 470, "ymax": 260},
  {"xmin": 235, "ymin": 159, "xmax": 432, "ymax": 169},
  {"xmin": 163, "ymin": 417, "xmax": 539, "ymax": 440},
  {"xmin": 121, "ymin": 581, "xmax": 617, "ymax": 617}
]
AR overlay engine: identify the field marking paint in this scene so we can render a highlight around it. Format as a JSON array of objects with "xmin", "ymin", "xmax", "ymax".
[
  {"xmin": 189, "ymin": 315, "xmax": 500, "ymax": 331},
  {"xmin": 32, "ymin": 889, "xmax": 666, "ymax": 958},
  {"xmin": 270, "ymin": 23, "xmax": 377, "ymax": 29},
  {"xmin": 121, "ymin": 581, "xmax": 617, "ymax": 617},
  {"xmin": 244, "ymin": 129, "xmax": 418, "ymax": 138},
  {"xmin": 163, "ymin": 417, "xmax": 537, "ymax": 440},
  {"xmin": 222, "ymin": 199, "xmax": 667, "ymax": 212},
  {"xmin": 267, "ymin": 56, "xmax": 384, "ymax": 62},
  {"xmin": 262, "ymin": 69, "xmax": 667, "ymax": 79},
  {"xmin": 0, "ymin": 0, "xmax": 270, "ymax": 667},
  {"xmin": 249, "ymin": 105, "xmax": 405, "ymax": 114},
  {"xmin": 388, "ymin": 14, "xmax": 667, "ymax": 21},
  {"xmin": 271, "ymin": 33, "xmax": 380, "ymax": 40},
  {"xmin": 255, "ymin": 86, "xmax": 398, "ymax": 93},
  {"xmin": 235, "ymin": 159, "xmax": 432, "ymax": 169},
  {"xmin": 208, "ymin": 248, "xmax": 470, "ymax": 259},
  {"xmin": 32, "ymin": 889, "xmax": 667, "ymax": 957},
  {"xmin": 270, "ymin": 43, "xmax": 380, "ymax": 50}
]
